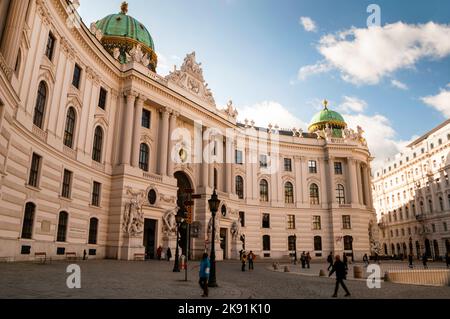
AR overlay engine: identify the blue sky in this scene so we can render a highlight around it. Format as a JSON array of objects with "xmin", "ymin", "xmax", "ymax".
[{"xmin": 78, "ymin": 0, "xmax": 450, "ymax": 168}]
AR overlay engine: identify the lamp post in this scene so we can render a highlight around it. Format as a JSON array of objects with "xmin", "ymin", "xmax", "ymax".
[
  {"xmin": 208, "ymin": 189, "xmax": 220, "ymax": 287},
  {"xmin": 173, "ymin": 213, "xmax": 184, "ymax": 272}
]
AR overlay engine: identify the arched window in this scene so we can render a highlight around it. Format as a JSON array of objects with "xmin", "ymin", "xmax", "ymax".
[
  {"xmin": 310, "ymin": 183, "xmax": 319, "ymax": 205},
  {"xmin": 314, "ymin": 236, "xmax": 322, "ymax": 251},
  {"xmin": 262, "ymin": 235, "xmax": 271, "ymax": 251},
  {"xmin": 21, "ymin": 203, "xmax": 36, "ymax": 239},
  {"xmin": 88, "ymin": 217, "xmax": 99, "ymax": 244},
  {"xmin": 260, "ymin": 179, "xmax": 269, "ymax": 202},
  {"xmin": 33, "ymin": 81, "xmax": 47, "ymax": 128},
  {"xmin": 57, "ymin": 211, "xmax": 68, "ymax": 242},
  {"xmin": 235, "ymin": 176, "xmax": 244, "ymax": 199},
  {"xmin": 63, "ymin": 107, "xmax": 76, "ymax": 148},
  {"xmin": 336, "ymin": 184, "xmax": 345, "ymax": 204},
  {"xmin": 284, "ymin": 182, "xmax": 294, "ymax": 204},
  {"xmin": 92, "ymin": 126, "xmax": 103, "ymax": 162},
  {"xmin": 139, "ymin": 143, "xmax": 149, "ymax": 171}
]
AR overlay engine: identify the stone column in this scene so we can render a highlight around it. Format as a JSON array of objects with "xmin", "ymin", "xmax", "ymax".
[
  {"xmin": 245, "ymin": 147, "xmax": 253, "ymax": 199},
  {"xmin": 201, "ymin": 127, "xmax": 209, "ymax": 188},
  {"xmin": 294, "ymin": 156, "xmax": 302, "ymax": 205},
  {"xmin": 158, "ymin": 108, "xmax": 170, "ymax": 176},
  {"xmin": 356, "ymin": 161, "xmax": 364, "ymax": 205},
  {"xmin": 319, "ymin": 158, "xmax": 328, "ymax": 205},
  {"xmin": 361, "ymin": 163, "xmax": 370, "ymax": 207},
  {"xmin": 327, "ymin": 157, "xmax": 335, "ymax": 205},
  {"xmin": 348, "ymin": 158, "xmax": 359, "ymax": 205},
  {"xmin": 224, "ymin": 135, "xmax": 232, "ymax": 194},
  {"xmin": 131, "ymin": 95, "xmax": 144, "ymax": 168},
  {"xmin": 120, "ymin": 92, "xmax": 137, "ymax": 165},
  {"xmin": 167, "ymin": 111, "xmax": 178, "ymax": 177},
  {"xmin": 301, "ymin": 157, "xmax": 309, "ymax": 204},
  {"xmin": 366, "ymin": 165, "xmax": 374, "ymax": 208},
  {"xmin": 0, "ymin": 0, "xmax": 30, "ymax": 77}
]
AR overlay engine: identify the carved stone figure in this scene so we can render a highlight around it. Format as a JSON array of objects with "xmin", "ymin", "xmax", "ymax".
[
  {"xmin": 230, "ymin": 219, "xmax": 241, "ymax": 240},
  {"xmin": 162, "ymin": 208, "xmax": 177, "ymax": 235},
  {"xmin": 224, "ymin": 100, "xmax": 238, "ymax": 119},
  {"xmin": 113, "ymin": 47, "xmax": 120, "ymax": 60},
  {"xmin": 368, "ymin": 220, "xmax": 382, "ymax": 255},
  {"xmin": 324, "ymin": 124, "xmax": 333, "ymax": 140},
  {"xmin": 122, "ymin": 189, "xmax": 146, "ymax": 237}
]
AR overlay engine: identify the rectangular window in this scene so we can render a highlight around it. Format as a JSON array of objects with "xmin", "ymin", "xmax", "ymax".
[
  {"xmin": 312, "ymin": 216, "xmax": 321, "ymax": 230},
  {"xmin": 72, "ymin": 64, "xmax": 82, "ymax": 89},
  {"xmin": 284, "ymin": 158, "xmax": 292, "ymax": 172},
  {"xmin": 91, "ymin": 181, "xmax": 101, "ymax": 207},
  {"xmin": 239, "ymin": 211, "xmax": 245, "ymax": 227},
  {"xmin": 287, "ymin": 215, "xmax": 295, "ymax": 229},
  {"xmin": 444, "ymin": 222, "xmax": 448, "ymax": 232},
  {"xmin": 334, "ymin": 162, "xmax": 343, "ymax": 175},
  {"xmin": 45, "ymin": 32, "xmax": 56, "ymax": 61},
  {"xmin": 432, "ymin": 224, "xmax": 436, "ymax": 232},
  {"xmin": 342, "ymin": 215, "xmax": 351, "ymax": 229},
  {"xmin": 262, "ymin": 213, "xmax": 270, "ymax": 228},
  {"xmin": 28, "ymin": 153, "xmax": 42, "ymax": 187},
  {"xmin": 61, "ymin": 169, "xmax": 72, "ymax": 199},
  {"xmin": 308, "ymin": 160, "xmax": 317, "ymax": 174},
  {"xmin": 260, "ymin": 154, "xmax": 268, "ymax": 168},
  {"xmin": 98, "ymin": 87, "xmax": 107, "ymax": 109},
  {"xmin": 235, "ymin": 150, "xmax": 243, "ymax": 165},
  {"xmin": 141, "ymin": 109, "xmax": 151, "ymax": 129}
]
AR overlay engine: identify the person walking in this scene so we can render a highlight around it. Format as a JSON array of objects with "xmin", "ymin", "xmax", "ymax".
[
  {"xmin": 241, "ymin": 252, "xmax": 247, "ymax": 272},
  {"xmin": 329, "ymin": 255, "xmax": 351, "ymax": 298},
  {"xmin": 300, "ymin": 251, "xmax": 306, "ymax": 269},
  {"xmin": 166, "ymin": 247, "xmax": 172, "ymax": 261},
  {"xmin": 343, "ymin": 254, "xmax": 348, "ymax": 270},
  {"xmin": 363, "ymin": 254, "xmax": 369, "ymax": 267},
  {"xmin": 408, "ymin": 253, "xmax": 414, "ymax": 269},
  {"xmin": 306, "ymin": 252, "xmax": 311, "ymax": 269},
  {"xmin": 327, "ymin": 252, "xmax": 333, "ymax": 271},
  {"xmin": 248, "ymin": 251, "xmax": 255, "ymax": 271},
  {"xmin": 199, "ymin": 253, "xmax": 210, "ymax": 297},
  {"xmin": 422, "ymin": 253, "xmax": 428, "ymax": 269}
]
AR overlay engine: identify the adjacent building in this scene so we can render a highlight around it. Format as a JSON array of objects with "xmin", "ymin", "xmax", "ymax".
[
  {"xmin": 0, "ymin": 0, "xmax": 377, "ymax": 262},
  {"xmin": 373, "ymin": 119, "xmax": 450, "ymax": 259}
]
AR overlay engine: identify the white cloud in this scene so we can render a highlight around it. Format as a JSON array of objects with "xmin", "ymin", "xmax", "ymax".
[
  {"xmin": 299, "ymin": 17, "xmax": 317, "ymax": 32},
  {"xmin": 298, "ymin": 61, "xmax": 332, "ymax": 80},
  {"xmin": 421, "ymin": 84, "xmax": 450, "ymax": 117},
  {"xmin": 299, "ymin": 22, "xmax": 450, "ymax": 84},
  {"xmin": 344, "ymin": 113, "xmax": 409, "ymax": 171},
  {"xmin": 338, "ymin": 96, "xmax": 368, "ymax": 113},
  {"xmin": 156, "ymin": 52, "xmax": 181, "ymax": 76},
  {"xmin": 237, "ymin": 101, "xmax": 307, "ymax": 130},
  {"xmin": 391, "ymin": 79, "xmax": 409, "ymax": 90}
]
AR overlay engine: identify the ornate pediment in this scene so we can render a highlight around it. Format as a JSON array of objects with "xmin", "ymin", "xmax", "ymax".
[{"xmin": 165, "ymin": 52, "xmax": 216, "ymax": 107}]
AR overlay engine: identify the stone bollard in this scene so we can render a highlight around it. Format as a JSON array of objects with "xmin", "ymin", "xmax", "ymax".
[
  {"xmin": 353, "ymin": 266, "xmax": 363, "ymax": 279},
  {"xmin": 284, "ymin": 266, "xmax": 290, "ymax": 272},
  {"xmin": 319, "ymin": 269, "xmax": 326, "ymax": 277},
  {"xmin": 273, "ymin": 262, "xmax": 279, "ymax": 270},
  {"xmin": 384, "ymin": 271, "xmax": 390, "ymax": 282}
]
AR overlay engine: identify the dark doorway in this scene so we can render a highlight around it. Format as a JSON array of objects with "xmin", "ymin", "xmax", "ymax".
[
  {"xmin": 143, "ymin": 219, "xmax": 156, "ymax": 259},
  {"xmin": 174, "ymin": 171, "xmax": 193, "ymax": 257},
  {"xmin": 220, "ymin": 228, "xmax": 227, "ymax": 260}
]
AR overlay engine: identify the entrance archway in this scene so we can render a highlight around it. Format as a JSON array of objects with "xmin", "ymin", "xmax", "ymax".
[
  {"xmin": 424, "ymin": 239, "xmax": 432, "ymax": 258},
  {"xmin": 174, "ymin": 171, "xmax": 194, "ymax": 257}
]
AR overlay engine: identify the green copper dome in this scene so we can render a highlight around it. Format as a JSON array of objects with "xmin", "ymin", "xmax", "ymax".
[
  {"xmin": 94, "ymin": 2, "xmax": 158, "ymax": 71},
  {"xmin": 308, "ymin": 100, "xmax": 347, "ymax": 134}
]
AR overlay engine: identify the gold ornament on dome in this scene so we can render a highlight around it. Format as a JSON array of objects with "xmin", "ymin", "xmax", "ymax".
[{"xmin": 121, "ymin": 2, "xmax": 129, "ymax": 14}]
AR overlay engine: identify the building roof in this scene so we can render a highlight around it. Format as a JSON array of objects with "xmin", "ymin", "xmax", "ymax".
[{"xmin": 407, "ymin": 118, "xmax": 450, "ymax": 148}]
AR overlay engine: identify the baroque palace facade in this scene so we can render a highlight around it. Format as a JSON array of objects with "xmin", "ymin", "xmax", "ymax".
[
  {"xmin": 0, "ymin": 0, "xmax": 378, "ymax": 262},
  {"xmin": 373, "ymin": 120, "xmax": 450, "ymax": 260}
]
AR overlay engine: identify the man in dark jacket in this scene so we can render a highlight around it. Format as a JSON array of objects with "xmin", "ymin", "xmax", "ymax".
[
  {"xmin": 329, "ymin": 255, "xmax": 351, "ymax": 297},
  {"xmin": 327, "ymin": 252, "xmax": 333, "ymax": 271}
]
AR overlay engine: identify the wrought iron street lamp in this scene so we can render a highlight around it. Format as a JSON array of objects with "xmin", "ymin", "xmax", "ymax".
[
  {"xmin": 208, "ymin": 189, "xmax": 220, "ymax": 287},
  {"xmin": 173, "ymin": 213, "xmax": 184, "ymax": 272}
]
